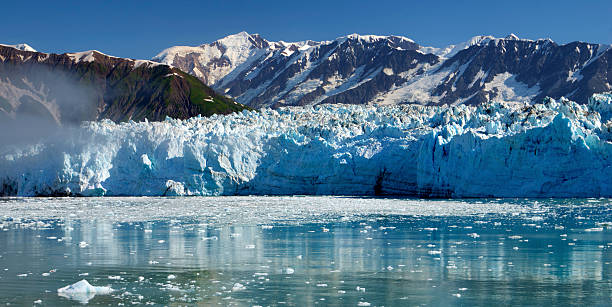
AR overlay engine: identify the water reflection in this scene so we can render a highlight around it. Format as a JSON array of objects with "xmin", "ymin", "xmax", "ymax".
[{"xmin": 0, "ymin": 198, "xmax": 611, "ymax": 305}]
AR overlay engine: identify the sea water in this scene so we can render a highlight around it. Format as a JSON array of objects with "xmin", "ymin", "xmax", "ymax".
[{"xmin": 0, "ymin": 196, "xmax": 611, "ymax": 305}]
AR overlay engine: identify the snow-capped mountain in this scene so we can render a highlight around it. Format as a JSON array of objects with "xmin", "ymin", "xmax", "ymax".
[
  {"xmin": 153, "ymin": 32, "xmax": 320, "ymax": 86},
  {"xmin": 154, "ymin": 32, "xmax": 612, "ymax": 108},
  {"xmin": 0, "ymin": 43, "xmax": 37, "ymax": 52},
  {"xmin": 0, "ymin": 44, "xmax": 246, "ymax": 125}
]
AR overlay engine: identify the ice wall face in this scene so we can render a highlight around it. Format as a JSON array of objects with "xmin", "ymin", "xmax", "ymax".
[{"xmin": 2, "ymin": 94, "xmax": 612, "ymax": 197}]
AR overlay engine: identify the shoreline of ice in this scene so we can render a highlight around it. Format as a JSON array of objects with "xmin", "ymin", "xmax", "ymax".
[{"xmin": 2, "ymin": 93, "xmax": 612, "ymax": 197}]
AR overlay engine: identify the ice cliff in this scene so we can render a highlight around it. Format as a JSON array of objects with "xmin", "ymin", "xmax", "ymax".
[{"xmin": 2, "ymin": 94, "xmax": 612, "ymax": 197}]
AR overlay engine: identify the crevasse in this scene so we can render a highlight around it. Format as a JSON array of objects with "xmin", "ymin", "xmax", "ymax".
[{"xmin": 2, "ymin": 94, "xmax": 612, "ymax": 197}]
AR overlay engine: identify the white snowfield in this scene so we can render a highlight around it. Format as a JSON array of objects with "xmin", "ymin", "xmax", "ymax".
[{"xmin": 2, "ymin": 93, "xmax": 612, "ymax": 198}]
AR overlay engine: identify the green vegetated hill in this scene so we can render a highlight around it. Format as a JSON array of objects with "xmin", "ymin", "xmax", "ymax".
[{"xmin": 0, "ymin": 46, "xmax": 248, "ymax": 125}]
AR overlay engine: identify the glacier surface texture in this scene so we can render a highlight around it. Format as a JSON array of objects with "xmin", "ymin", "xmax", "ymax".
[{"xmin": 3, "ymin": 94, "xmax": 612, "ymax": 197}]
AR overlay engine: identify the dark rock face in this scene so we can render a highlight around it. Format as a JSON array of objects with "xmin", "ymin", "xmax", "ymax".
[
  {"xmin": 432, "ymin": 38, "xmax": 611, "ymax": 105},
  {"xmin": 156, "ymin": 33, "xmax": 612, "ymax": 107},
  {"xmin": 0, "ymin": 46, "xmax": 246, "ymax": 125}
]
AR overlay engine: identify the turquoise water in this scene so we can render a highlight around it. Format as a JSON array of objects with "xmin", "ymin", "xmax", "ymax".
[{"xmin": 1, "ymin": 197, "xmax": 612, "ymax": 306}]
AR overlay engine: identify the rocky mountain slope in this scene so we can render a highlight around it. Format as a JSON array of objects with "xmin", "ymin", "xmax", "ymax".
[
  {"xmin": 0, "ymin": 45, "xmax": 246, "ymax": 125},
  {"xmin": 154, "ymin": 32, "xmax": 612, "ymax": 108}
]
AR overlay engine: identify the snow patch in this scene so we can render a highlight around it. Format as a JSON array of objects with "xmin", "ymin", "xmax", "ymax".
[{"xmin": 483, "ymin": 72, "xmax": 540, "ymax": 103}]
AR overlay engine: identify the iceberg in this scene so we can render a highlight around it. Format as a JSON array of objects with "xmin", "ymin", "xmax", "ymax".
[
  {"xmin": 57, "ymin": 279, "xmax": 113, "ymax": 304},
  {"xmin": 2, "ymin": 94, "xmax": 612, "ymax": 198}
]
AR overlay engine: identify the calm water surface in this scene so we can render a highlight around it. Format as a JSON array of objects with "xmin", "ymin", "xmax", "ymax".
[{"xmin": 0, "ymin": 196, "xmax": 611, "ymax": 306}]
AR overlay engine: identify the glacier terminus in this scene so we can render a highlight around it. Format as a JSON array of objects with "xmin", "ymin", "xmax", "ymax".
[{"xmin": 2, "ymin": 93, "xmax": 612, "ymax": 198}]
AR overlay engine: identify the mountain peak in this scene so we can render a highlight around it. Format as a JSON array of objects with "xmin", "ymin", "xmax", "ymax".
[
  {"xmin": 0, "ymin": 43, "xmax": 37, "ymax": 52},
  {"xmin": 505, "ymin": 33, "xmax": 520, "ymax": 40},
  {"xmin": 341, "ymin": 33, "xmax": 415, "ymax": 44}
]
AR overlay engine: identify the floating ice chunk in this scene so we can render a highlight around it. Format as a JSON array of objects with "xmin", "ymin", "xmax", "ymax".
[
  {"xmin": 585, "ymin": 227, "xmax": 603, "ymax": 232},
  {"xmin": 285, "ymin": 267, "xmax": 295, "ymax": 274},
  {"xmin": 79, "ymin": 241, "xmax": 88, "ymax": 248},
  {"xmin": 167, "ymin": 274, "xmax": 176, "ymax": 280},
  {"xmin": 245, "ymin": 244, "xmax": 256, "ymax": 249},
  {"xmin": 57, "ymin": 280, "xmax": 113, "ymax": 304},
  {"xmin": 358, "ymin": 302, "xmax": 371, "ymax": 306},
  {"xmin": 231, "ymin": 283, "xmax": 245, "ymax": 291},
  {"xmin": 468, "ymin": 233, "xmax": 480, "ymax": 238}
]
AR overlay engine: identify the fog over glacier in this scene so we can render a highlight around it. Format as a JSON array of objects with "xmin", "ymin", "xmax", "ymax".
[{"xmin": 2, "ymin": 94, "xmax": 612, "ymax": 197}]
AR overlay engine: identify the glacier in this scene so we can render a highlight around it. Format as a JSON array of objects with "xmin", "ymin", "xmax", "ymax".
[{"xmin": 2, "ymin": 94, "xmax": 612, "ymax": 197}]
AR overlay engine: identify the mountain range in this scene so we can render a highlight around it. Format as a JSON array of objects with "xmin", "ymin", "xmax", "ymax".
[
  {"xmin": 154, "ymin": 32, "xmax": 612, "ymax": 108},
  {"xmin": 1, "ymin": 32, "xmax": 610, "ymax": 126}
]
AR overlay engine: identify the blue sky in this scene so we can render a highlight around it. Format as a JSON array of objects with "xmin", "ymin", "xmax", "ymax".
[{"xmin": 1, "ymin": 0, "xmax": 611, "ymax": 59}]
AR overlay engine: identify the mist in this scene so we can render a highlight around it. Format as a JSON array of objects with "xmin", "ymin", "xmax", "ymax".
[{"xmin": 0, "ymin": 64, "xmax": 99, "ymax": 148}]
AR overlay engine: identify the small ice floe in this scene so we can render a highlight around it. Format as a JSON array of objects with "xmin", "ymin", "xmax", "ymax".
[
  {"xmin": 79, "ymin": 241, "xmax": 88, "ymax": 248},
  {"xmin": 33, "ymin": 299, "xmax": 42, "ymax": 304},
  {"xmin": 467, "ymin": 233, "xmax": 480, "ymax": 238},
  {"xmin": 202, "ymin": 236, "xmax": 218, "ymax": 241},
  {"xmin": 508, "ymin": 236, "xmax": 522, "ymax": 240},
  {"xmin": 245, "ymin": 244, "xmax": 256, "ymax": 249},
  {"xmin": 108, "ymin": 275, "xmax": 122, "ymax": 280},
  {"xmin": 356, "ymin": 286, "xmax": 366, "ymax": 292},
  {"xmin": 452, "ymin": 293, "xmax": 462, "ymax": 298},
  {"xmin": 167, "ymin": 274, "xmax": 176, "ymax": 280},
  {"xmin": 57, "ymin": 280, "xmax": 113, "ymax": 304},
  {"xmin": 232, "ymin": 283, "xmax": 246, "ymax": 291},
  {"xmin": 358, "ymin": 302, "xmax": 371, "ymax": 306},
  {"xmin": 17, "ymin": 273, "xmax": 28, "ymax": 277},
  {"xmin": 284, "ymin": 267, "xmax": 295, "ymax": 274},
  {"xmin": 585, "ymin": 227, "xmax": 604, "ymax": 232}
]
